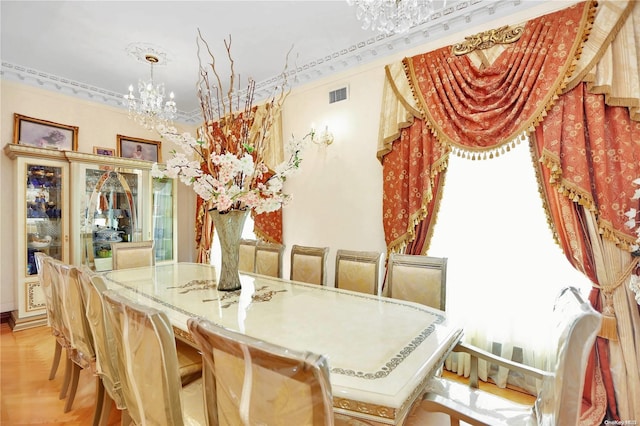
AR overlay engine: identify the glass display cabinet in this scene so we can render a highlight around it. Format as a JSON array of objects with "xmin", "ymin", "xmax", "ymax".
[
  {"xmin": 77, "ymin": 166, "xmax": 143, "ymax": 271},
  {"xmin": 67, "ymin": 151, "xmax": 177, "ymax": 272},
  {"xmin": 4, "ymin": 145, "xmax": 177, "ymax": 330},
  {"xmin": 5, "ymin": 145, "xmax": 70, "ymax": 330}
]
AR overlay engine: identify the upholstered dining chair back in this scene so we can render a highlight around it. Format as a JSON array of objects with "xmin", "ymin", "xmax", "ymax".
[
  {"xmin": 187, "ymin": 316, "xmax": 334, "ymax": 426},
  {"xmin": 420, "ymin": 287, "xmax": 601, "ymax": 426},
  {"xmin": 387, "ymin": 253, "xmax": 448, "ymax": 311},
  {"xmin": 238, "ymin": 238, "xmax": 257, "ymax": 273},
  {"xmin": 76, "ymin": 268, "xmax": 126, "ymax": 411},
  {"xmin": 290, "ymin": 245, "xmax": 330, "ymax": 286},
  {"xmin": 51, "ymin": 262, "xmax": 97, "ymax": 412},
  {"xmin": 334, "ymin": 249, "xmax": 383, "ymax": 295},
  {"xmin": 110, "ymin": 240, "xmax": 155, "ymax": 270},
  {"xmin": 538, "ymin": 286, "xmax": 602, "ymax": 425},
  {"xmin": 102, "ymin": 290, "xmax": 205, "ymax": 426},
  {"xmin": 254, "ymin": 241, "xmax": 285, "ymax": 278},
  {"xmin": 60, "ymin": 265, "xmax": 95, "ymax": 367},
  {"xmin": 35, "ymin": 252, "xmax": 67, "ymax": 381},
  {"xmin": 35, "ymin": 253, "xmax": 62, "ymax": 336}
]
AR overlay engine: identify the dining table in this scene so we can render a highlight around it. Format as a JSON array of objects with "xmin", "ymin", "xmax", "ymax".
[{"xmin": 101, "ymin": 262, "xmax": 463, "ymax": 425}]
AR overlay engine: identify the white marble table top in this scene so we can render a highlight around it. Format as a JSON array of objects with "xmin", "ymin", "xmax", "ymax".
[{"xmin": 102, "ymin": 262, "xmax": 462, "ymax": 424}]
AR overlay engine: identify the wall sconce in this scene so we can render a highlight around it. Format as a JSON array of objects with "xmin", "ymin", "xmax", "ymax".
[{"xmin": 311, "ymin": 125, "xmax": 334, "ymax": 146}]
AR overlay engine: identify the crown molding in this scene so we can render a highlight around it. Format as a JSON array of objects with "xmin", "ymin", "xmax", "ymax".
[{"xmin": 2, "ymin": 0, "xmax": 551, "ymax": 125}]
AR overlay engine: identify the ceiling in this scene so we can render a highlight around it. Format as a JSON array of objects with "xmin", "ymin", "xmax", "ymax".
[{"xmin": 1, "ymin": 1, "xmax": 575, "ymax": 124}]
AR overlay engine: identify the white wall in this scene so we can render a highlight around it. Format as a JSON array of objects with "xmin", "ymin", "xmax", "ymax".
[
  {"xmin": 0, "ymin": 81, "xmax": 197, "ymax": 313},
  {"xmin": 279, "ymin": 66, "xmax": 388, "ymax": 285}
]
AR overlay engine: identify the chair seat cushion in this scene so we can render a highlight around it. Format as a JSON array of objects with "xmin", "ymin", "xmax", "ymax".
[{"xmin": 422, "ymin": 377, "xmax": 537, "ymax": 426}]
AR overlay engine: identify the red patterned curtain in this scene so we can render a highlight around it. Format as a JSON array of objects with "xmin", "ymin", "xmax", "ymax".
[
  {"xmin": 379, "ymin": 1, "xmax": 640, "ymax": 421},
  {"xmin": 383, "ymin": 118, "xmax": 447, "ymax": 253},
  {"xmin": 382, "ymin": 1, "xmax": 595, "ymax": 254},
  {"xmin": 532, "ymin": 82, "xmax": 640, "ymax": 422},
  {"xmin": 380, "ymin": 0, "xmax": 640, "ymax": 420},
  {"xmin": 254, "ymin": 210, "xmax": 283, "ymax": 244}
]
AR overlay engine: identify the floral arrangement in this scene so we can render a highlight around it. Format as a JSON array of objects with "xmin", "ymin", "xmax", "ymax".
[
  {"xmin": 624, "ymin": 178, "xmax": 640, "ymax": 303},
  {"xmin": 151, "ymin": 33, "xmax": 309, "ymax": 214},
  {"xmin": 152, "ymin": 123, "xmax": 310, "ymax": 213},
  {"xmin": 624, "ymin": 177, "xmax": 640, "ymax": 253}
]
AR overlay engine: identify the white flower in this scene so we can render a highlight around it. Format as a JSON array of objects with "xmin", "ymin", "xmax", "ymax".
[
  {"xmin": 154, "ymin": 123, "xmax": 313, "ymax": 213},
  {"xmin": 625, "ymin": 178, "xmax": 640, "ymax": 253}
]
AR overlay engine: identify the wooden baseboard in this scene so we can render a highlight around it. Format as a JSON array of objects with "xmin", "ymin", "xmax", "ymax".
[{"xmin": 0, "ymin": 311, "xmax": 11, "ymax": 324}]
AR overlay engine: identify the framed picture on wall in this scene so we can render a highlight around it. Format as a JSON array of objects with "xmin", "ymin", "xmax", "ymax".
[
  {"xmin": 13, "ymin": 113, "xmax": 78, "ymax": 151},
  {"xmin": 93, "ymin": 146, "xmax": 115, "ymax": 156},
  {"xmin": 117, "ymin": 134, "xmax": 161, "ymax": 162}
]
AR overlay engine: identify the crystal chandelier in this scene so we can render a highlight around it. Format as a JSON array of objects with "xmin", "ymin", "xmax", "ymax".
[
  {"xmin": 347, "ymin": 0, "xmax": 439, "ymax": 34},
  {"xmin": 124, "ymin": 54, "xmax": 176, "ymax": 130}
]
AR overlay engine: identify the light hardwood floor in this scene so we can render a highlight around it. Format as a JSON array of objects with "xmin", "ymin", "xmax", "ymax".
[
  {"xmin": 1, "ymin": 322, "xmax": 535, "ymax": 425},
  {"xmin": 1, "ymin": 322, "xmax": 122, "ymax": 426}
]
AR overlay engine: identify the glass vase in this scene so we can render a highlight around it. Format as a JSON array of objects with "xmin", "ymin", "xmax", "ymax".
[{"xmin": 209, "ymin": 208, "xmax": 248, "ymax": 291}]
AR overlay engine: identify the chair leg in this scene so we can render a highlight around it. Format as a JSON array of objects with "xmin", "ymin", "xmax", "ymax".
[
  {"xmin": 63, "ymin": 363, "xmax": 81, "ymax": 412},
  {"xmin": 121, "ymin": 409, "xmax": 133, "ymax": 426},
  {"xmin": 92, "ymin": 377, "xmax": 105, "ymax": 426},
  {"xmin": 49, "ymin": 341, "xmax": 62, "ymax": 380},
  {"xmin": 59, "ymin": 356, "xmax": 72, "ymax": 400},
  {"xmin": 98, "ymin": 391, "xmax": 115, "ymax": 426}
]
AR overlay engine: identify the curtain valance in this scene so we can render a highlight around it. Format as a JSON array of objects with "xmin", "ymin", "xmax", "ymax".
[
  {"xmin": 407, "ymin": 1, "xmax": 594, "ymax": 153},
  {"xmin": 377, "ymin": 0, "xmax": 639, "ymax": 162}
]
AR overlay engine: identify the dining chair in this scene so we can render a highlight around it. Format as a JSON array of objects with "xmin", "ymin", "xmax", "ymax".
[
  {"xmin": 110, "ymin": 240, "xmax": 155, "ymax": 270},
  {"xmin": 52, "ymin": 262, "xmax": 97, "ymax": 413},
  {"xmin": 187, "ymin": 316, "xmax": 334, "ymax": 426},
  {"xmin": 102, "ymin": 290, "xmax": 206, "ymax": 426},
  {"xmin": 416, "ymin": 286, "xmax": 601, "ymax": 426},
  {"xmin": 334, "ymin": 249, "xmax": 384, "ymax": 295},
  {"xmin": 78, "ymin": 269, "xmax": 204, "ymax": 425},
  {"xmin": 290, "ymin": 244, "xmax": 330, "ymax": 286},
  {"xmin": 387, "ymin": 253, "xmax": 448, "ymax": 310},
  {"xmin": 77, "ymin": 267, "xmax": 127, "ymax": 426},
  {"xmin": 34, "ymin": 252, "xmax": 66, "ymax": 381},
  {"xmin": 254, "ymin": 241, "xmax": 285, "ymax": 278},
  {"xmin": 238, "ymin": 238, "xmax": 257, "ymax": 273}
]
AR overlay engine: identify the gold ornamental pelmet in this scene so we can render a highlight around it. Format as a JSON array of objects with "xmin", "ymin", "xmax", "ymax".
[{"xmin": 452, "ymin": 25, "xmax": 524, "ymax": 56}]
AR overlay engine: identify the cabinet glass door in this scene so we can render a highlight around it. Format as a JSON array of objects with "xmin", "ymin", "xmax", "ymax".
[
  {"xmin": 25, "ymin": 163, "xmax": 64, "ymax": 276},
  {"xmin": 80, "ymin": 168, "xmax": 141, "ymax": 269},
  {"xmin": 152, "ymin": 177, "xmax": 174, "ymax": 262}
]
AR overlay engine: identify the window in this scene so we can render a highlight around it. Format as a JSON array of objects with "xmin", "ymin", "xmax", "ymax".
[{"xmin": 429, "ymin": 140, "xmax": 592, "ymax": 357}]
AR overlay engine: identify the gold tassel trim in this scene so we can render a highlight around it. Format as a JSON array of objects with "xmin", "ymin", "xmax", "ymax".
[
  {"xmin": 593, "ymin": 257, "xmax": 640, "ymax": 341},
  {"xmin": 386, "ymin": 153, "xmax": 450, "ymax": 257},
  {"xmin": 450, "ymin": 133, "xmax": 523, "ymax": 160},
  {"xmin": 565, "ymin": 0, "xmax": 635, "ymax": 94},
  {"xmin": 528, "ymin": 135, "xmax": 563, "ymax": 248},
  {"xmin": 537, "ymin": 149, "xmax": 598, "ymax": 212},
  {"xmin": 599, "ymin": 314, "xmax": 619, "ymax": 342}
]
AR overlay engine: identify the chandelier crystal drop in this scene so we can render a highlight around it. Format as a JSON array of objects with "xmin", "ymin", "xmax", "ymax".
[
  {"xmin": 347, "ymin": 0, "xmax": 439, "ymax": 34},
  {"xmin": 124, "ymin": 54, "xmax": 177, "ymax": 130}
]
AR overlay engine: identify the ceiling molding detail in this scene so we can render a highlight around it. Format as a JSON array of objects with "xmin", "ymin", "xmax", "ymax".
[{"xmin": 2, "ymin": 0, "xmax": 543, "ymax": 126}]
